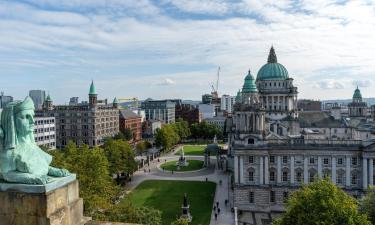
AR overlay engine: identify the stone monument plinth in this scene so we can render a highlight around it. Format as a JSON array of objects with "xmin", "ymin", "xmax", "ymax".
[{"xmin": 0, "ymin": 174, "xmax": 91, "ymax": 225}]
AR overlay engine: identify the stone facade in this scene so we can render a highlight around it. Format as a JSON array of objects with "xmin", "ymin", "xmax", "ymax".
[
  {"xmin": 229, "ymin": 47, "xmax": 375, "ymax": 225},
  {"xmin": 36, "ymin": 82, "xmax": 119, "ymax": 148},
  {"xmin": 0, "ymin": 179, "xmax": 89, "ymax": 225}
]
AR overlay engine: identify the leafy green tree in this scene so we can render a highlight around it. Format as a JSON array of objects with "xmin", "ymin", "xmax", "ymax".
[
  {"xmin": 171, "ymin": 218, "xmax": 189, "ymax": 225},
  {"xmin": 96, "ymin": 199, "xmax": 162, "ymax": 225},
  {"xmin": 272, "ymin": 179, "xmax": 370, "ymax": 225},
  {"xmin": 190, "ymin": 121, "xmax": 223, "ymax": 140},
  {"xmin": 155, "ymin": 124, "xmax": 180, "ymax": 151},
  {"xmin": 104, "ymin": 139, "xmax": 137, "ymax": 183},
  {"xmin": 360, "ymin": 187, "xmax": 375, "ymax": 224},
  {"xmin": 51, "ymin": 142, "xmax": 120, "ymax": 215},
  {"xmin": 122, "ymin": 128, "xmax": 133, "ymax": 141},
  {"xmin": 172, "ymin": 119, "xmax": 191, "ymax": 140}
]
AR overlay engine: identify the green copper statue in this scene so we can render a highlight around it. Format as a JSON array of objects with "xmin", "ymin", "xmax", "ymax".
[{"xmin": 0, "ymin": 97, "xmax": 69, "ymax": 185}]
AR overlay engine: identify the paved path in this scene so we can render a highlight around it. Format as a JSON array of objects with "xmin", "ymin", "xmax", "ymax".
[{"xmin": 125, "ymin": 146, "xmax": 235, "ymax": 225}]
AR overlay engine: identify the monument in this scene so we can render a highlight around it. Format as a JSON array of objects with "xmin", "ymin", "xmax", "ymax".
[
  {"xmin": 0, "ymin": 97, "xmax": 90, "ymax": 225},
  {"xmin": 180, "ymin": 193, "xmax": 192, "ymax": 222},
  {"xmin": 176, "ymin": 147, "xmax": 188, "ymax": 169}
]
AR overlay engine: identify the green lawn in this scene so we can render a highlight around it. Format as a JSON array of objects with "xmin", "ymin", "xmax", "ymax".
[
  {"xmin": 160, "ymin": 160, "xmax": 204, "ymax": 172},
  {"xmin": 175, "ymin": 145, "xmax": 206, "ymax": 156},
  {"xmin": 127, "ymin": 180, "xmax": 216, "ymax": 225}
]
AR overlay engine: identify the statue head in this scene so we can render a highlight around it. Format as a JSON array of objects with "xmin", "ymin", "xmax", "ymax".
[{"xmin": 0, "ymin": 97, "xmax": 35, "ymax": 150}]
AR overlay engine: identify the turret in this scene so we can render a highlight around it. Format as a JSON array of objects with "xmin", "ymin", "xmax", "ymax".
[
  {"xmin": 43, "ymin": 93, "xmax": 53, "ymax": 110},
  {"xmin": 113, "ymin": 97, "xmax": 119, "ymax": 109},
  {"xmin": 89, "ymin": 80, "xmax": 97, "ymax": 107},
  {"xmin": 242, "ymin": 70, "xmax": 259, "ymax": 105}
]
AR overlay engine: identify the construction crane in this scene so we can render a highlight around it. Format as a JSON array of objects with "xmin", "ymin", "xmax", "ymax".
[
  {"xmin": 211, "ymin": 66, "xmax": 220, "ymax": 99},
  {"xmin": 117, "ymin": 97, "xmax": 139, "ymax": 108}
]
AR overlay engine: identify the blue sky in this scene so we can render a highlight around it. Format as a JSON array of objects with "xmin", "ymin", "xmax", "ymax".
[{"xmin": 1, "ymin": 0, "xmax": 375, "ymax": 103}]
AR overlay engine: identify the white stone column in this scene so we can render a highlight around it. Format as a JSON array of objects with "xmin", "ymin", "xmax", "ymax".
[
  {"xmin": 346, "ymin": 156, "xmax": 351, "ymax": 187},
  {"xmin": 240, "ymin": 156, "xmax": 244, "ymax": 184},
  {"xmin": 234, "ymin": 155, "xmax": 239, "ymax": 183},
  {"xmin": 317, "ymin": 157, "xmax": 322, "ymax": 178},
  {"xmin": 277, "ymin": 156, "xmax": 282, "ymax": 184},
  {"xmin": 304, "ymin": 157, "xmax": 308, "ymax": 184},
  {"xmin": 265, "ymin": 156, "xmax": 269, "ymax": 185},
  {"xmin": 290, "ymin": 156, "xmax": 295, "ymax": 184},
  {"xmin": 369, "ymin": 158, "xmax": 373, "ymax": 186},
  {"xmin": 259, "ymin": 156, "xmax": 264, "ymax": 185},
  {"xmin": 332, "ymin": 157, "xmax": 336, "ymax": 184},
  {"xmin": 363, "ymin": 158, "xmax": 368, "ymax": 189}
]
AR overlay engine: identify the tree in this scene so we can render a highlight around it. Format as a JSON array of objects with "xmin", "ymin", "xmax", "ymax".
[
  {"xmin": 96, "ymin": 199, "xmax": 162, "ymax": 225},
  {"xmin": 155, "ymin": 124, "xmax": 180, "ymax": 151},
  {"xmin": 272, "ymin": 179, "xmax": 370, "ymax": 225},
  {"xmin": 104, "ymin": 139, "xmax": 137, "ymax": 183},
  {"xmin": 171, "ymin": 218, "xmax": 189, "ymax": 225},
  {"xmin": 51, "ymin": 142, "xmax": 120, "ymax": 215},
  {"xmin": 360, "ymin": 187, "xmax": 375, "ymax": 224},
  {"xmin": 122, "ymin": 128, "xmax": 133, "ymax": 141}
]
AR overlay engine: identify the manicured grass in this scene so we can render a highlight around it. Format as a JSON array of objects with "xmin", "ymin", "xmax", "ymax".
[
  {"xmin": 126, "ymin": 180, "xmax": 216, "ymax": 225},
  {"xmin": 175, "ymin": 145, "xmax": 206, "ymax": 156},
  {"xmin": 160, "ymin": 160, "xmax": 204, "ymax": 172}
]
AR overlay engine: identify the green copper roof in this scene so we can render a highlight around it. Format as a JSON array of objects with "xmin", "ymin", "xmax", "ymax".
[
  {"xmin": 242, "ymin": 70, "xmax": 258, "ymax": 93},
  {"xmin": 46, "ymin": 94, "xmax": 52, "ymax": 101},
  {"xmin": 235, "ymin": 89, "xmax": 242, "ymax": 103},
  {"xmin": 89, "ymin": 80, "xmax": 96, "ymax": 95},
  {"xmin": 256, "ymin": 46, "xmax": 289, "ymax": 81},
  {"xmin": 353, "ymin": 86, "xmax": 362, "ymax": 99},
  {"xmin": 113, "ymin": 97, "xmax": 119, "ymax": 104}
]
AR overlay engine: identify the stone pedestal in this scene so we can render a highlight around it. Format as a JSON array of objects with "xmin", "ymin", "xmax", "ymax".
[{"xmin": 0, "ymin": 175, "xmax": 90, "ymax": 225}]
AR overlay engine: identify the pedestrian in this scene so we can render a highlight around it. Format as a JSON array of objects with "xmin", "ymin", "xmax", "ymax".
[
  {"xmin": 213, "ymin": 206, "xmax": 216, "ymax": 211},
  {"xmin": 205, "ymin": 177, "xmax": 208, "ymax": 182},
  {"xmin": 215, "ymin": 213, "xmax": 217, "ymax": 220},
  {"xmin": 216, "ymin": 201, "xmax": 219, "ymax": 207},
  {"xmin": 219, "ymin": 180, "xmax": 222, "ymax": 185},
  {"xmin": 225, "ymin": 199, "xmax": 228, "ymax": 206},
  {"xmin": 218, "ymin": 208, "xmax": 220, "ymax": 214},
  {"xmin": 148, "ymin": 168, "xmax": 151, "ymax": 173}
]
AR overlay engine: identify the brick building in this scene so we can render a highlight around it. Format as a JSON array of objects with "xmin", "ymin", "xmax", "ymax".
[
  {"xmin": 119, "ymin": 109, "xmax": 142, "ymax": 142},
  {"xmin": 175, "ymin": 103, "xmax": 202, "ymax": 125}
]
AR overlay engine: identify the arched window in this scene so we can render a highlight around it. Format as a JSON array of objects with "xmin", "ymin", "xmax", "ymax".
[
  {"xmin": 323, "ymin": 169, "xmax": 331, "ymax": 179},
  {"xmin": 296, "ymin": 169, "xmax": 303, "ymax": 183},
  {"xmin": 337, "ymin": 170, "xmax": 345, "ymax": 185},
  {"xmin": 309, "ymin": 169, "xmax": 317, "ymax": 183}
]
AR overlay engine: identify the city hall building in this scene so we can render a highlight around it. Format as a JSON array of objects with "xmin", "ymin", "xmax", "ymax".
[{"xmin": 228, "ymin": 47, "xmax": 375, "ymax": 225}]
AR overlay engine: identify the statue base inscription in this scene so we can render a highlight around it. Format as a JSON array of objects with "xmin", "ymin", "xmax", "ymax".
[{"xmin": 0, "ymin": 175, "xmax": 91, "ymax": 225}]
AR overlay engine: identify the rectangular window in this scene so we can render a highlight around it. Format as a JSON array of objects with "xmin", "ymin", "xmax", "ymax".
[
  {"xmin": 310, "ymin": 157, "xmax": 315, "ymax": 164},
  {"xmin": 249, "ymin": 156, "xmax": 254, "ymax": 164},
  {"xmin": 249, "ymin": 172, "xmax": 254, "ymax": 182},
  {"xmin": 352, "ymin": 157, "xmax": 357, "ymax": 166},
  {"xmin": 283, "ymin": 192, "xmax": 289, "ymax": 203},
  {"xmin": 282, "ymin": 171, "xmax": 288, "ymax": 182},
  {"xmin": 282, "ymin": 156, "xmax": 288, "ymax": 164},
  {"xmin": 351, "ymin": 174, "xmax": 357, "ymax": 185},
  {"xmin": 270, "ymin": 156, "xmax": 275, "ymax": 164},
  {"xmin": 270, "ymin": 171, "xmax": 275, "ymax": 182},
  {"xmin": 249, "ymin": 192, "xmax": 254, "ymax": 203},
  {"xmin": 296, "ymin": 172, "xmax": 302, "ymax": 182},
  {"xmin": 323, "ymin": 158, "xmax": 329, "ymax": 165},
  {"xmin": 270, "ymin": 191, "xmax": 275, "ymax": 203},
  {"xmin": 338, "ymin": 158, "xmax": 343, "ymax": 165}
]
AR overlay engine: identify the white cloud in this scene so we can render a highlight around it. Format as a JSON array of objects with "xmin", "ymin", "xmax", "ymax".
[
  {"xmin": 1, "ymin": 0, "xmax": 375, "ymax": 102},
  {"xmin": 314, "ymin": 79, "xmax": 346, "ymax": 89},
  {"xmin": 155, "ymin": 78, "xmax": 176, "ymax": 86}
]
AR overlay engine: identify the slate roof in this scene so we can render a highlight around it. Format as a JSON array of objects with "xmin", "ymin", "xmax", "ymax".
[
  {"xmin": 119, "ymin": 109, "xmax": 140, "ymax": 119},
  {"xmin": 298, "ymin": 111, "xmax": 344, "ymax": 128}
]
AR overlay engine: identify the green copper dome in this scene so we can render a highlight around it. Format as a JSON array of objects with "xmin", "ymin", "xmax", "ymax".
[
  {"xmin": 242, "ymin": 70, "xmax": 258, "ymax": 93},
  {"xmin": 235, "ymin": 89, "xmax": 242, "ymax": 103},
  {"xmin": 256, "ymin": 46, "xmax": 289, "ymax": 81},
  {"xmin": 89, "ymin": 80, "xmax": 96, "ymax": 95},
  {"xmin": 353, "ymin": 86, "xmax": 362, "ymax": 99},
  {"xmin": 46, "ymin": 94, "xmax": 52, "ymax": 101},
  {"xmin": 113, "ymin": 97, "xmax": 119, "ymax": 104}
]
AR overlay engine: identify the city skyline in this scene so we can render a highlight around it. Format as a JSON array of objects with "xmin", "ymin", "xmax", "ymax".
[{"xmin": 1, "ymin": 0, "xmax": 375, "ymax": 103}]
